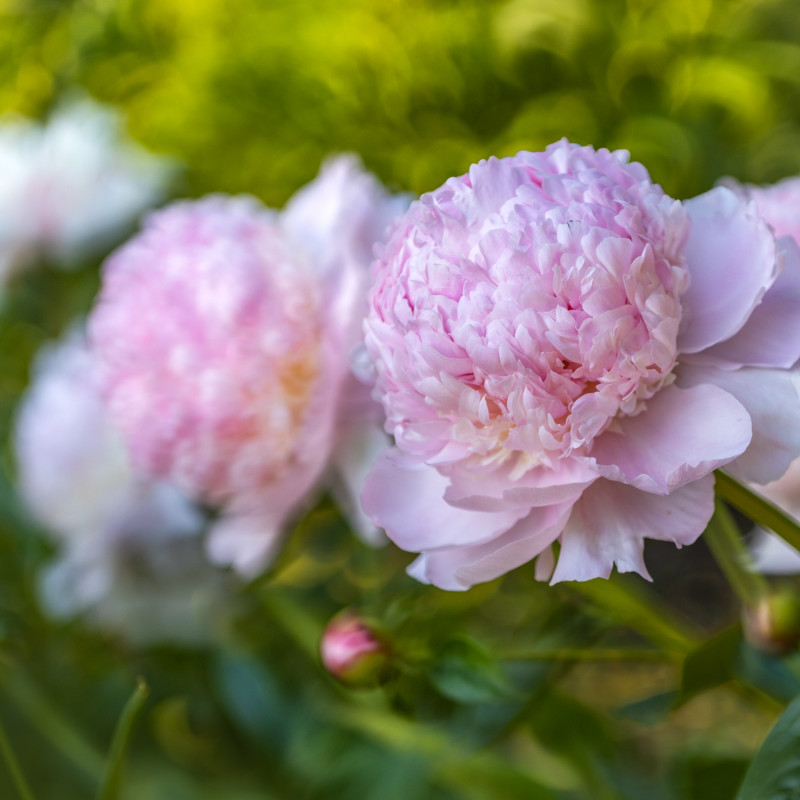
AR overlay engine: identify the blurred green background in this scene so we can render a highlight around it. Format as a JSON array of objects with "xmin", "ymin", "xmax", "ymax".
[{"xmin": 2, "ymin": 0, "xmax": 800, "ymax": 798}]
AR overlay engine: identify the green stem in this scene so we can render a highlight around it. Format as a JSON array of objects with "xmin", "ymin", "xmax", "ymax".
[
  {"xmin": 568, "ymin": 576, "xmax": 699, "ymax": 654},
  {"xmin": 706, "ymin": 498, "xmax": 768, "ymax": 606},
  {"xmin": 0, "ymin": 715, "xmax": 35, "ymax": 800},
  {"xmin": 96, "ymin": 680, "xmax": 149, "ymax": 800},
  {"xmin": 498, "ymin": 647, "xmax": 680, "ymax": 662},
  {"xmin": 715, "ymin": 471, "xmax": 800, "ymax": 552}
]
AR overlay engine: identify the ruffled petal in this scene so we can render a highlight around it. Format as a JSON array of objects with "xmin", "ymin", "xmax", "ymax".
[
  {"xmin": 679, "ymin": 187, "xmax": 778, "ymax": 354},
  {"xmin": 407, "ymin": 499, "xmax": 575, "ymax": 590},
  {"xmin": 685, "ymin": 236, "xmax": 800, "ymax": 369},
  {"xmin": 551, "ymin": 474, "xmax": 715, "ymax": 582},
  {"xmin": 677, "ymin": 363, "xmax": 800, "ymax": 485},
  {"xmin": 590, "ymin": 383, "xmax": 751, "ymax": 493},
  {"xmin": 362, "ymin": 449, "xmax": 528, "ymax": 551}
]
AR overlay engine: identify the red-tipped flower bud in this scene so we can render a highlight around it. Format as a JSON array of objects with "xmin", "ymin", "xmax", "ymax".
[{"xmin": 320, "ymin": 610, "xmax": 388, "ymax": 686}]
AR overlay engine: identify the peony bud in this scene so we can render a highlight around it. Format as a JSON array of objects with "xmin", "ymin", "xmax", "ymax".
[{"xmin": 320, "ymin": 611, "xmax": 389, "ymax": 686}]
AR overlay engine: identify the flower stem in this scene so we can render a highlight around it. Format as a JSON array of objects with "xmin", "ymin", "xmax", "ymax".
[
  {"xmin": 497, "ymin": 647, "xmax": 680, "ymax": 662},
  {"xmin": 0, "ymin": 715, "xmax": 35, "ymax": 800},
  {"xmin": 96, "ymin": 680, "xmax": 149, "ymax": 800},
  {"xmin": 705, "ymin": 498, "xmax": 768, "ymax": 606},
  {"xmin": 714, "ymin": 471, "xmax": 800, "ymax": 552}
]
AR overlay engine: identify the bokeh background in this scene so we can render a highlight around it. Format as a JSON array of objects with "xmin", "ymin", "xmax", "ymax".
[{"xmin": 2, "ymin": 0, "xmax": 800, "ymax": 797}]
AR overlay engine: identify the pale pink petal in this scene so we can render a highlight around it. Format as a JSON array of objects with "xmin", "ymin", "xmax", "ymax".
[
  {"xmin": 407, "ymin": 500, "xmax": 575, "ymax": 590},
  {"xmin": 679, "ymin": 187, "xmax": 778, "ymax": 354},
  {"xmin": 677, "ymin": 364, "xmax": 800, "ymax": 485},
  {"xmin": 551, "ymin": 475, "xmax": 715, "ymax": 582},
  {"xmin": 686, "ymin": 236, "xmax": 800, "ymax": 369},
  {"xmin": 443, "ymin": 457, "xmax": 598, "ymax": 511},
  {"xmin": 361, "ymin": 449, "xmax": 528, "ymax": 552},
  {"xmin": 590, "ymin": 383, "xmax": 751, "ymax": 493}
]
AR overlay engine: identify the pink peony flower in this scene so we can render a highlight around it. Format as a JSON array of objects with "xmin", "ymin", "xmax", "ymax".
[
  {"xmin": 90, "ymin": 156, "xmax": 405, "ymax": 575},
  {"xmin": 362, "ymin": 140, "xmax": 800, "ymax": 590},
  {"xmin": 15, "ymin": 329, "xmax": 228, "ymax": 646}
]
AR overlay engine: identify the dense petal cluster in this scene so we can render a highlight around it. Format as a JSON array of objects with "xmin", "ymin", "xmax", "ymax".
[
  {"xmin": 90, "ymin": 157, "xmax": 403, "ymax": 574},
  {"xmin": 15, "ymin": 330, "xmax": 225, "ymax": 645},
  {"xmin": 363, "ymin": 140, "xmax": 800, "ymax": 589},
  {"xmin": 0, "ymin": 98, "xmax": 172, "ymax": 281}
]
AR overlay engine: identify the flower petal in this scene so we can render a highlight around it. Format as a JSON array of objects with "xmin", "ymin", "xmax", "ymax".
[
  {"xmin": 330, "ymin": 418, "xmax": 390, "ymax": 546},
  {"xmin": 679, "ymin": 187, "xmax": 778, "ymax": 354},
  {"xmin": 443, "ymin": 457, "xmax": 597, "ymax": 511},
  {"xmin": 362, "ymin": 449, "xmax": 528, "ymax": 551},
  {"xmin": 407, "ymin": 500, "xmax": 575, "ymax": 590},
  {"xmin": 551, "ymin": 474, "xmax": 715, "ymax": 582},
  {"xmin": 590, "ymin": 383, "xmax": 751, "ymax": 493},
  {"xmin": 677, "ymin": 363, "xmax": 800, "ymax": 485},
  {"xmin": 686, "ymin": 236, "xmax": 800, "ymax": 369}
]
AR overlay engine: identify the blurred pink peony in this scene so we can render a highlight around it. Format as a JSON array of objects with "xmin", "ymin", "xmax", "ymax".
[
  {"xmin": 90, "ymin": 156, "xmax": 405, "ymax": 576},
  {"xmin": 363, "ymin": 140, "xmax": 800, "ymax": 590},
  {"xmin": 14, "ymin": 329, "xmax": 228, "ymax": 646}
]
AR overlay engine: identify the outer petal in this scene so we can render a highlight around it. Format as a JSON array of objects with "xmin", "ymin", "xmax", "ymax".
[
  {"xmin": 679, "ymin": 187, "xmax": 778, "ymax": 354},
  {"xmin": 686, "ymin": 236, "xmax": 800, "ymax": 369},
  {"xmin": 551, "ymin": 474, "xmax": 715, "ymax": 582},
  {"xmin": 361, "ymin": 449, "xmax": 528, "ymax": 552},
  {"xmin": 590, "ymin": 383, "xmax": 751, "ymax": 493},
  {"xmin": 407, "ymin": 499, "xmax": 575, "ymax": 591},
  {"xmin": 677, "ymin": 363, "xmax": 800, "ymax": 485}
]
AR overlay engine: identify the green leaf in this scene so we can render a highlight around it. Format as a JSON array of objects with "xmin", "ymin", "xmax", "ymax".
[
  {"xmin": 97, "ymin": 679, "xmax": 149, "ymax": 800},
  {"xmin": 737, "ymin": 693, "xmax": 800, "ymax": 800},
  {"xmin": 678, "ymin": 755, "xmax": 750, "ymax": 800},
  {"xmin": 213, "ymin": 653, "xmax": 289, "ymax": 750},
  {"xmin": 568, "ymin": 576, "xmax": 698, "ymax": 654},
  {"xmin": 429, "ymin": 636, "xmax": 518, "ymax": 704},
  {"xmin": 676, "ymin": 626, "xmax": 740, "ymax": 707}
]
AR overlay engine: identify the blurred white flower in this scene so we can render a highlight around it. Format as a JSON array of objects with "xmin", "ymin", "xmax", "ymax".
[
  {"xmin": 0, "ymin": 96, "xmax": 174, "ymax": 282},
  {"xmin": 15, "ymin": 327, "xmax": 229, "ymax": 646},
  {"xmin": 749, "ymin": 459, "xmax": 800, "ymax": 575}
]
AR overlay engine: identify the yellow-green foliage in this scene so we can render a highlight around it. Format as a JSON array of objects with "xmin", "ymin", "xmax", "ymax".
[{"xmin": 4, "ymin": 0, "xmax": 800, "ymax": 203}]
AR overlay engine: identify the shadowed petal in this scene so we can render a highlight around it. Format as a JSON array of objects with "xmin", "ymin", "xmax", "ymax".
[{"xmin": 551, "ymin": 474, "xmax": 715, "ymax": 582}]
